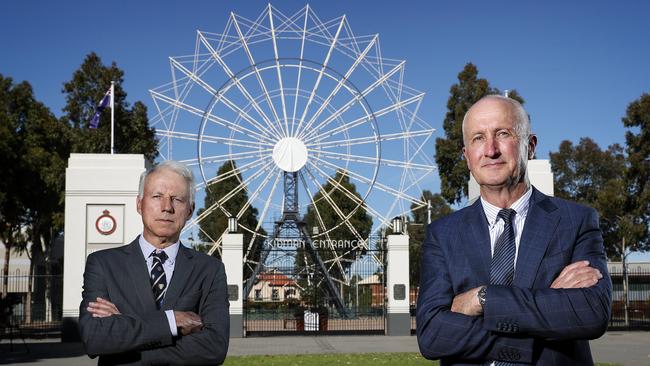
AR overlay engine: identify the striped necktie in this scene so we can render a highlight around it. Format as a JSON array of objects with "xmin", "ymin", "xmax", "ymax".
[
  {"xmin": 490, "ymin": 208, "xmax": 517, "ymax": 285},
  {"xmin": 150, "ymin": 250, "xmax": 168, "ymax": 309},
  {"xmin": 490, "ymin": 208, "xmax": 516, "ymax": 366}
]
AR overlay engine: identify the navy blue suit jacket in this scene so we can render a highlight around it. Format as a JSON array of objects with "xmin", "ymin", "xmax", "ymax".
[{"xmin": 416, "ymin": 188, "xmax": 611, "ymax": 365}]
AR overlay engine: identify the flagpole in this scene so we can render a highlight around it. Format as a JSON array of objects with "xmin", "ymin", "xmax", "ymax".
[{"xmin": 110, "ymin": 81, "xmax": 115, "ymax": 155}]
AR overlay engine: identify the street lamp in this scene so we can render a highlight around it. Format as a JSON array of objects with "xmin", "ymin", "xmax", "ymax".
[
  {"xmin": 392, "ymin": 216, "xmax": 403, "ymax": 234},
  {"xmin": 228, "ymin": 216, "xmax": 238, "ymax": 233}
]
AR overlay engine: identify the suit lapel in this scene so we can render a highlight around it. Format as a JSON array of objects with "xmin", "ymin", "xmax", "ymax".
[
  {"xmin": 462, "ymin": 200, "xmax": 492, "ymax": 284},
  {"xmin": 123, "ymin": 239, "xmax": 157, "ymax": 312},
  {"xmin": 163, "ymin": 244, "xmax": 195, "ymax": 310},
  {"xmin": 514, "ymin": 188, "xmax": 560, "ymax": 288}
]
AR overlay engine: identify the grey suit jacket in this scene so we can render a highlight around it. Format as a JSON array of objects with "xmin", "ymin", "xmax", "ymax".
[{"xmin": 79, "ymin": 238, "xmax": 229, "ymax": 365}]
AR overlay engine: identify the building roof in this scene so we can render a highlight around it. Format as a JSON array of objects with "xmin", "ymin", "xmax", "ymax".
[
  {"xmin": 258, "ymin": 270, "xmax": 297, "ymax": 286},
  {"xmin": 358, "ymin": 274, "xmax": 382, "ymax": 285}
]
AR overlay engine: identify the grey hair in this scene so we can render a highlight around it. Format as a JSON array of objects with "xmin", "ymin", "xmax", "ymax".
[
  {"xmin": 462, "ymin": 94, "xmax": 535, "ymax": 183},
  {"xmin": 138, "ymin": 160, "xmax": 196, "ymax": 206}
]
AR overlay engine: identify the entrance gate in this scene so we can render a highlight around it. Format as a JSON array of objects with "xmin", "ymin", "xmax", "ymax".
[{"xmin": 244, "ymin": 237, "xmax": 386, "ymax": 336}]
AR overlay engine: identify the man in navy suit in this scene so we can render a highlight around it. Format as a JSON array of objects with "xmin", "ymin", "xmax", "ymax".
[
  {"xmin": 417, "ymin": 95, "xmax": 611, "ymax": 365},
  {"xmin": 79, "ymin": 161, "xmax": 229, "ymax": 365}
]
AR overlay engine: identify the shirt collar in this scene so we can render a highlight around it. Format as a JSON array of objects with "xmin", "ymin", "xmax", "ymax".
[
  {"xmin": 480, "ymin": 187, "xmax": 533, "ymax": 227},
  {"xmin": 138, "ymin": 235, "xmax": 180, "ymax": 265}
]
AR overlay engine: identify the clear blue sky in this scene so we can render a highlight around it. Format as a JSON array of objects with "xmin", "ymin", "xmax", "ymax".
[{"xmin": 2, "ymin": 0, "xmax": 648, "ymax": 260}]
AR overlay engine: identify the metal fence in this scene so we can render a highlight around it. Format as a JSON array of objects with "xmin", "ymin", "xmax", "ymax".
[
  {"xmin": 410, "ymin": 268, "xmax": 650, "ymax": 332},
  {"xmin": 609, "ymin": 267, "xmax": 650, "ymax": 329},
  {"xmin": 244, "ymin": 246, "xmax": 386, "ymax": 336},
  {"xmin": 1, "ymin": 273, "xmax": 63, "ymax": 338}
]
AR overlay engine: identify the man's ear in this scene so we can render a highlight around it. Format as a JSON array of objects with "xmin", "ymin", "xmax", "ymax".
[
  {"xmin": 528, "ymin": 135, "xmax": 538, "ymax": 159},
  {"xmin": 136, "ymin": 196, "xmax": 143, "ymax": 215},
  {"xmin": 187, "ymin": 203, "xmax": 195, "ymax": 220}
]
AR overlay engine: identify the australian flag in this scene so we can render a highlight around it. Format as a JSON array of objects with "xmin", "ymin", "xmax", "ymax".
[{"xmin": 89, "ymin": 88, "xmax": 111, "ymax": 129}]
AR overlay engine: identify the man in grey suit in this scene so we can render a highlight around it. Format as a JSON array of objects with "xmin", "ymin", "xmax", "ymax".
[{"xmin": 79, "ymin": 160, "xmax": 229, "ymax": 365}]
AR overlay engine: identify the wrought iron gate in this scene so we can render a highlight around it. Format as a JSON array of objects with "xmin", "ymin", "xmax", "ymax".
[{"xmin": 244, "ymin": 236, "xmax": 386, "ymax": 336}]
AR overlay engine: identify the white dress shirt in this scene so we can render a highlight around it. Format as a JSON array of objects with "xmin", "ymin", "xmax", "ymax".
[
  {"xmin": 139, "ymin": 235, "xmax": 179, "ymax": 336},
  {"xmin": 480, "ymin": 187, "xmax": 533, "ymax": 268}
]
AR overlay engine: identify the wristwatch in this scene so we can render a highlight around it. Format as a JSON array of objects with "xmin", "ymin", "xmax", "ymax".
[{"xmin": 477, "ymin": 286, "xmax": 487, "ymax": 308}]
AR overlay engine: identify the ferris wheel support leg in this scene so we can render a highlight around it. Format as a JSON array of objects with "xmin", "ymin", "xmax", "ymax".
[
  {"xmin": 299, "ymin": 225, "xmax": 350, "ymax": 319},
  {"xmin": 386, "ymin": 234, "xmax": 411, "ymax": 336}
]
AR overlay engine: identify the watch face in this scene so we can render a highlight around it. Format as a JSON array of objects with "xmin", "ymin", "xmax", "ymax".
[
  {"xmin": 478, "ymin": 286, "xmax": 487, "ymax": 306},
  {"xmin": 96, "ymin": 210, "xmax": 117, "ymax": 235}
]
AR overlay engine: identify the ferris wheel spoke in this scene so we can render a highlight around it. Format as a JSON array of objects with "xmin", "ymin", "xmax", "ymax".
[
  {"xmin": 311, "ymin": 149, "xmax": 433, "ymax": 172},
  {"xmin": 150, "ymin": 90, "xmax": 277, "ymax": 144},
  {"xmin": 198, "ymin": 32, "xmax": 284, "ymax": 139},
  {"xmin": 303, "ymin": 162, "xmax": 365, "ymax": 244},
  {"xmin": 235, "ymin": 164, "xmax": 277, "ymax": 220},
  {"xmin": 158, "ymin": 129, "xmax": 273, "ymax": 150},
  {"xmin": 268, "ymin": 5, "xmax": 290, "ymax": 137},
  {"xmin": 299, "ymin": 35, "xmax": 378, "ymax": 137},
  {"xmin": 302, "ymin": 164, "xmax": 374, "ymax": 249},
  {"xmin": 185, "ymin": 200, "xmax": 228, "ymax": 234},
  {"xmin": 200, "ymin": 157, "xmax": 272, "ymax": 190},
  {"xmin": 302, "ymin": 165, "xmax": 360, "ymax": 279},
  {"xmin": 244, "ymin": 169, "xmax": 282, "ymax": 261},
  {"xmin": 170, "ymin": 57, "xmax": 284, "ymax": 141},
  {"xmin": 304, "ymin": 92, "xmax": 424, "ymax": 143},
  {"xmin": 298, "ymin": 171, "xmax": 334, "ymax": 242},
  {"xmin": 216, "ymin": 159, "xmax": 275, "ymax": 208},
  {"xmin": 298, "ymin": 60, "xmax": 405, "ymax": 141},
  {"xmin": 311, "ymin": 155, "xmax": 422, "ymax": 206},
  {"xmin": 290, "ymin": 5, "xmax": 310, "ymax": 136},
  {"xmin": 293, "ymin": 15, "xmax": 346, "ymax": 136},
  {"xmin": 231, "ymin": 13, "xmax": 285, "ymax": 137},
  {"xmin": 180, "ymin": 150, "xmax": 272, "ymax": 167},
  {"xmin": 307, "ymin": 129, "xmax": 433, "ymax": 151}
]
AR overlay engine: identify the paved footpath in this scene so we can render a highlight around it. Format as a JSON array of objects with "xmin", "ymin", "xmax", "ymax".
[{"xmin": 1, "ymin": 332, "xmax": 649, "ymax": 365}]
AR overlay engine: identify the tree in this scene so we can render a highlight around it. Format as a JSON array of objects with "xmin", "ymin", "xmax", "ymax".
[
  {"xmin": 197, "ymin": 160, "xmax": 265, "ymax": 279},
  {"xmin": 549, "ymin": 137, "xmax": 637, "ymax": 257},
  {"xmin": 621, "ymin": 94, "xmax": 650, "ymax": 252},
  {"xmin": 62, "ymin": 52, "xmax": 158, "ymax": 161},
  {"xmin": 0, "ymin": 74, "xmax": 29, "ymax": 298},
  {"xmin": 304, "ymin": 170, "xmax": 373, "ymax": 268},
  {"xmin": 408, "ymin": 191, "xmax": 453, "ymax": 287},
  {"xmin": 0, "ymin": 74, "xmax": 69, "ymax": 322},
  {"xmin": 435, "ymin": 63, "xmax": 525, "ymax": 204}
]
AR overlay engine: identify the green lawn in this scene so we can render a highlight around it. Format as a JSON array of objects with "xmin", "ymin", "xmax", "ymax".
[{"xmin": 223, "ymin": 353, "xmax": 620, "ymax": 366}]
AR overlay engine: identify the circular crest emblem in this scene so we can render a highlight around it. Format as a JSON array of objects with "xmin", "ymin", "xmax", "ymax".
[{"xmin": 95, "ymin": 209, "xmax": 117, "ymax": 235}]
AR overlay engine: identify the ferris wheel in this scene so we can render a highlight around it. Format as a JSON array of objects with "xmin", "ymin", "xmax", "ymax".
[{"xmin": 149, "ymin": 4, "xmax": 436, "ymax": 283}]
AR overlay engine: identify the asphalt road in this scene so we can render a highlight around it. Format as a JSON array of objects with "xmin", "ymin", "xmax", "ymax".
[{"xmin": 1, "ymin": 332, "xmax": 648, "ymax": 365}]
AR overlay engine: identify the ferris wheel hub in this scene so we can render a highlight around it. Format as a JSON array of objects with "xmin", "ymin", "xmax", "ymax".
[{"xmin": 272, "ymin": 137, "xmax": 309, "ymax": 172}]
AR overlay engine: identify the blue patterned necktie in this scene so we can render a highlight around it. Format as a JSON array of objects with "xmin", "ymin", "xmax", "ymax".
[
  {"xmin": 150, "ymin": 250, "xmax": 168, "ymax": 309},
  {"xmin": 490, "ymin": 208, "xmax": 517, "ymax": 285},
  {"xmin": 490, "ymin": 208, "xmax": 517, "ymax": 366}
]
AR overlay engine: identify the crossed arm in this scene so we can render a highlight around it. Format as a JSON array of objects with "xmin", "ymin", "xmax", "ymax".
[
  {"xmin": 79, "ymin": 254, "xmax": 229, "ymax": 365},
  {"xmin": 416, "ymin": 209, "xmax": 612, "ymax": 362}
]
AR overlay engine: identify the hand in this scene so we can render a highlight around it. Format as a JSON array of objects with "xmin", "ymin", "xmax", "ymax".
[
  {"xmin": 87, "ymin": 297, "xmax": 121, "ymax": 318},
  {"xmin": 551, "ymin": 260, "xmax": 603, "ymax": 289},
  {"xmin": 451, "ymin": 286, "xmax": 483, "ymax": 316},
  {"xmin": 174, "ymin": 311, "xmax": 203, "ymax": 336}
]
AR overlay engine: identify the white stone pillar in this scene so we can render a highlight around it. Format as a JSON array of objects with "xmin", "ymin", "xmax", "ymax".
[
  {"xmin": 62, "ymin": 154, "xmax": 146, "ymax": 341},
  {"xmin": 469, "ymin": 159, "xmax": 554, "ymax": 202},
  {"xmin": 386, "ymin": 234, "xmax": 410, "ymax": 335},
  {"xmin": 221, "ymin": 233, "xmax": 243, "ymax": 337}
]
